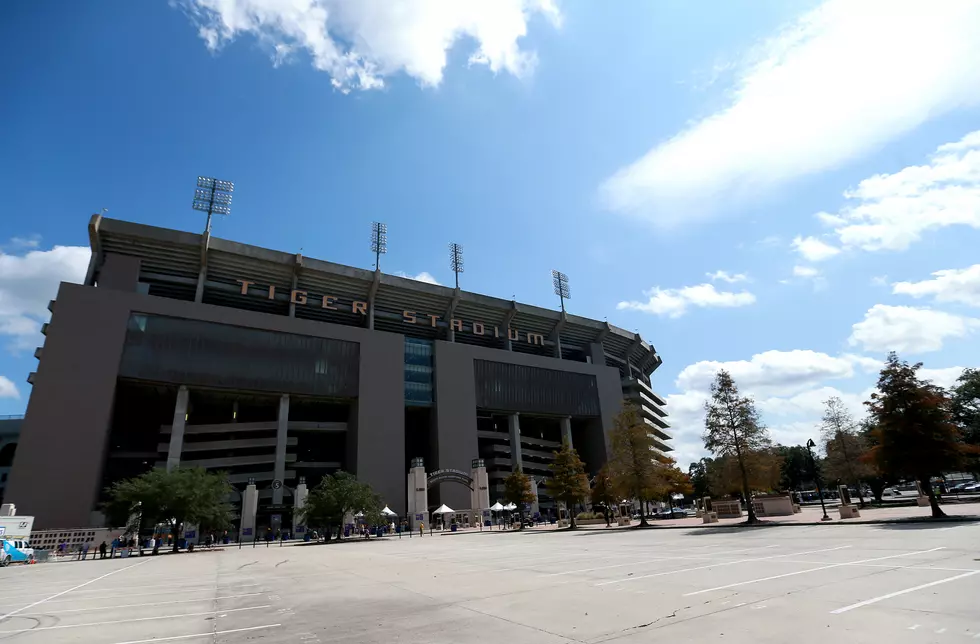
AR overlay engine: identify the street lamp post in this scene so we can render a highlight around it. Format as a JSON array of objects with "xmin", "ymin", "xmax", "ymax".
[{"xmin": 805, "ymin": 438, "xmax": 832, "ymax": 521}]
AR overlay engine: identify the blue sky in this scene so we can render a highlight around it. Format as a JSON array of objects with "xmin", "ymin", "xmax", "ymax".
[{"xmin": 2, "ymin": 1, "xmax": 980, "ymax": 467}]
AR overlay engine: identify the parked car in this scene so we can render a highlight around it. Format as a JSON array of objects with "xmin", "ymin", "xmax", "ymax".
[{"xmin": 963, "ymin": 482, "xmax": 980, "ymax": 492}]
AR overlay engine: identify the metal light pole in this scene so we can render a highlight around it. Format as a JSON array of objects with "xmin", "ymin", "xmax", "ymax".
[
  {"xmin": 449, "ymin": 242, "xmax": 463, "ymax": 289},
  {"xmin": 806, "ymin": 439, "xmax": 832, "ymax": 521},
  {"xmin": 552, "ymin": 269, "xmax": 570, "ymax": 313},
  {"xmin": 370, "ymin": 222, "xmax": 387, "ymax": 270},
  {"xmin": 192, "ymin": 176, "xmax": 234, "ymax": 233}
]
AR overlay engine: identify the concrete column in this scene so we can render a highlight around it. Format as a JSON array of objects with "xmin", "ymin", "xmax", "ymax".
[
  {"xmin": 273, "ymin": 394, "xmax": 289, "ymax": 505},
  {"xmin": 553, "ymin": 336, "xmax": 563, "ymax": 359},
  {"xmin": 561, "ymin": 416, "xmax": 573, "ymax": 448},
  {"xmin": 470, "ymin": 459, "xmax": 489, "ymax": 526},
  {"xmin": 166, "ymin": 386, "xmax": 189, "ymax": 472},
  {"xmin": 407, "ymin": 457, "xmax": 428, "ymax": 530},
  {"xmin": 508, "ymin": 413, "xmax": 523, "ymax": 472},
  {"xmin": 240, "ymin": 480, "xmax": 258, "ymax": 542},
  {"xmin": 293, "ymin": 477, "xmax": 308, "ymax": 536},
  {"xmin": 530, "ymin": 477, "xmax": 540, "ymax": 517}
]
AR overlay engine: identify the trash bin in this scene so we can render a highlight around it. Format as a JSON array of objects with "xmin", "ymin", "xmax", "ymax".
[
  {"xmin": 451, "ymin": 524, "xmax": 458, "ymax": 532},
  {"xmin": 304, "ymin": 533, "xmax": 311, "ymax": 542}
]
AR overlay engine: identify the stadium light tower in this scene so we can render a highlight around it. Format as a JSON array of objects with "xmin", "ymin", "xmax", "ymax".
[
  {"xmin": 193, "ymin": 176, "xmax": 234, "ymax": 233},
  {"xmin": 552, "ymin": 269, "xmax": 570, "ymax": 313},
  {"xmin": 370, "ymin": 221, "xmax": 387, "ymax": 270},
  {"xmin": 449, "ymin": 242, "xmax": 464, "ymax": 289}
]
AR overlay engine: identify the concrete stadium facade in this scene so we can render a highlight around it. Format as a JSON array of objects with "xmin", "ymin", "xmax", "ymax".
[{"xmin": 7, "ymin": 216, "xmax": 670, "ymax": 530}]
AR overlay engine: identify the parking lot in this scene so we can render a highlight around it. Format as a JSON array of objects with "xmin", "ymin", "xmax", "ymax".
[{"xmin": 0, "ymin": 519, "xmax": 978, "ymax": 643}]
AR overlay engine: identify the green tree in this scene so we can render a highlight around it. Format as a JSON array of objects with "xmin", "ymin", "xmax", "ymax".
[
  {"xmin": 502, "ymin": 469, "xmax": 535, "ymax": 529},
  {"xmin": 106, "ymin": 467, "xmax": 233, "ymax": 553},
  {"xmin": 778, "ymin": 445, "xmax": 812, "ymax": 492},
  {"xmin": 703, "ymin": 370, "xmax": 772, "ymax": 524},
  {"xmin": 688, "ymin": 459, "xmax": 710, "ymax": 499},
  {"xmin": 590, "ymin": 467, "xmax": 617, "ymax": 526},
  {"xmin": 659, "ymin": 455, "xmax": 693, "ymax": 510},
  {"xmin": 299, "ymin": 471, "xmax": 383, "ymax": 540},
  {"xmin": 820, "ymin": 396, "xmax": 872, "ymax": 507},
  {"xmin": 866, "ymin": 353, "xmax": 969, "ymax": 518},
  {"xmin": 858, "ymin": 419, "xmax": 889, "ymax": 503},
  {"xmin": 545, "ymin": 440, "xmax": 591, "ymax": 529},
  {"xmin": 606, "ymin": 404, "xmax": 660, "ymax": 527},
  {"xmin": 950, "ymin": 368, "xmax": 980, "ymax": 475}
]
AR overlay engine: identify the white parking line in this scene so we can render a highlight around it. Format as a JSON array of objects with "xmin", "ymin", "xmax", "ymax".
[
  {"xmin": 17, "ymin": 593, "xmax": 264, "ymax": 615},
  {"xmin": 685, "ymin": 547, "xmax": 945, "ymax": 596},
  {"xmin": 0, "ymin": 604, "xmax": 271, "ymax": 634},
  {"xmin": 830, "ymin": 570, "xmax": 980, "ymax": 614},
  {"xmin": 548, "ymin": 546, "xmax": 779, "ymax": 576},
  {"xmin": 112, "ymin": 623, "xmax": 282, "ymax": 644},
  {"xmin": 0, "ymin": 581, "xmax": 260, "ymax": 602},
  {"xmin": 595, "ymin": 545, "xmax": 851, "ymax": 586},
  {"xmin": 0, "ymin": 558, "xmax": 153, "ymax": 622}
]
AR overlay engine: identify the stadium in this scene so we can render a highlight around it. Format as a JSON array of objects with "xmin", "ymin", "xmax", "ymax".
[{"xmin": 7, "ymin": 215, "xmax": 670, "ymax": 532}]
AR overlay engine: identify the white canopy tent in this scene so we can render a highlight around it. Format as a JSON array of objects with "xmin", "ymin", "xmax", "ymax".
[
  {"xmin": 432, "ymin": 504, "xmax": 455, "ymax": 514},
  {"xmin": 381, "ymin": 506, "xmax": 397, "ymax": 516},
  {"xmin": 489, "ymin": 502, "xmax": 505, "ymax": 512},
  {"xmin": 503, "ymin": 503, "xmax": 517, "ymax": 511}
]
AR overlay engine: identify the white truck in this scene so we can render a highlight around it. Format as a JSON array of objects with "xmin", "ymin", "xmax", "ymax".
[{"xmin": 0, "ymin": 515, "xmax": 35, "ymax": 566}]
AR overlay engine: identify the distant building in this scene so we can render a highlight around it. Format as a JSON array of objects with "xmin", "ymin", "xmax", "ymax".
[{"xmin": 9, "ymin": 215, "xmax": 670, "ymax": 531}]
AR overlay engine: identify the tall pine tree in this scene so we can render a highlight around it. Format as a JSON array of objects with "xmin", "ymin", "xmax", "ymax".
[
  {"xmin": 866, "ymin": 352, "xmax": 968, "ymax": 518},
  {"xmin": 702, "ymin": 370, "xmax": 772, "ymax": 524}
]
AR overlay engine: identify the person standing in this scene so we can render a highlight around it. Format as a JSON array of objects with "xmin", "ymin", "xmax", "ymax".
[
  {"xmin": 418, "ymin": 522, "xmax": 424, "ymax": 537},
  {"xmin": 82, "ymin": 542, "xmax": 90, "ymax": 560},
  {"xmin": 98, "ymin": 541, "xmax": 107, "ymax": 559}
]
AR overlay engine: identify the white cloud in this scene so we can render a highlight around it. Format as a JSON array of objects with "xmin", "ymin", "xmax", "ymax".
[
  {"xmin": 0, "ymin": 245, "xmax": 89, "ymax": 352},
  {"xmin": 792, "ymin": 235, "xmax": 840, "ymax": 262},
  {"xmin": 919, "ymin": 366, "xmax": 965, "ymax": 389},
  {"xmin": 706, "ymin": 270, "xmax": 748, "ymax": 283},
  {"xmin": 870, "ymin": 275, "xmax": 888, "ymax": 287},
  {"xmin": 666, "ymin": 349, "xmax": 881, "ymax": 468},
  {"xmin": 395, "ymin": 271, "xmax": 441, "ymax": 285},
  {"xmin": 617, "ymin": 283, "xmax": 755, "ymax": 318},
  {"xmin": 793, "ymin": 265, "xmax": 819, "ymax": 278},
  {"xmin": 675, "ymin": 349, "xmax": 875, "ymax": 397},
  {"xmin": 848, "ymin": 304, "xmax": 980, "ymax": 354},
  {"xmin": 178, "ymin": 0, "xmax": 560, "ymax": 92},
  {"xmin": 599, "ymin": 0, "xmax": 980, "ymax": 227},
  {"xmin": 7, "ymin": 236, "xmax": 40, "ymax": 250},
  {"xmin": 0, "ymin": 376, "xmax": 18, "ymax": 400},
  {"xmin": 892, "ymin": 264, "xmax": 980, "ymax": 307},
  {"xmin": 817, "ymin": 129, "xmax": 980, "ymax": 251}
]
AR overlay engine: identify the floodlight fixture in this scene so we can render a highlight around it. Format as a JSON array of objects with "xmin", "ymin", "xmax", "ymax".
[
  {"xmin": 449, "ymin": 242, "xmax": 464, "ymax": 289},
  {"xmin": 370, "ymin": 221, "xmax": 387, "ymax": 270},
  {"xmin": 552, "ymin": 269, "xmax": 570, "ymax": 312},
  {"xmin": 192, "ymin": 175, "xmax": 234, "ymax": 233}
]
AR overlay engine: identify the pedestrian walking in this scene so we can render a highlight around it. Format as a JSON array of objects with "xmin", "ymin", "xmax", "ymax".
[
  {"xmin": 82, "ymin": 542, "xmax": 90, "ymax": 560},
  {"xmin": 419, "ymin": 522, "xmax": 424, "ymax": 537},
  {"xmin": 111, "ymin": 537, "xmax": 119, "ymax": 559}
]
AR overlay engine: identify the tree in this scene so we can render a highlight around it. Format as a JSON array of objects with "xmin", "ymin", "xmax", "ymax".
[
  {"xmin": 858, "ymin": 419, "xmax": 889, "ymax": 503},
  {"xmin": 502, "ymin": 469, "xmax": 535, "ymax": 529},
  {"xmin": 866, "ymin": 352, "xmax": 970, "ymax": 518},
  {"xmin": 299, "ymin": 471, "xmax": 383, "ymax": 540},
  {"xmin": 659, "ymin": 455, "xmax": 693, "ymax": 510},
  {"xmin": 106, "ymin": 467, "xmax": 233, "ymax": 553},
  {"xmin": 778, "ymin": 445, "xmax": 812, "ymax": 492},
  {"xmin": 688, "ymin": 459, "xmax": 710, "ymax": 499},
  {"xmin": 545, "ymin": 440, "xmax": 591, "ymax": 529},
  {"xmin": 702, "ymin": 370, "xmax": 772, "ymax": 524},
  {"xmin": 820, "ymin": 397, "xmax": 872, "ymax": 507},
  {"xmin": 606, "ymin": 404, "xmax": 660, "ymax": 526},
  {"xmin": 590, "ymin": 467, "xmax": 617, "ymax": 526},
  {"xmin": 950, "ymin": 368, "xmax": 980, "ymax": 475}
]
